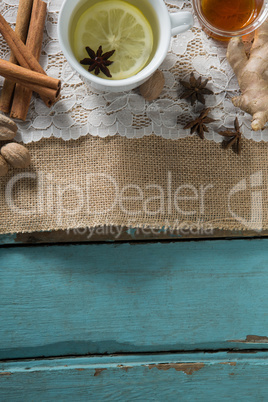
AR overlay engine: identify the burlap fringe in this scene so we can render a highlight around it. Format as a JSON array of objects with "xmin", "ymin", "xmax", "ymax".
[{"xmin": 0, "ymin": 135, "xmax": 267, "ymax": 235}]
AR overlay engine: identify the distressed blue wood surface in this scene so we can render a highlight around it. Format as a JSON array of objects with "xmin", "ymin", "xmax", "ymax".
[
  {"xmin": 0, "ymin": 234, "xmax": 17, "ymax": 245},
  {"xmin": 1, "ymin": 352, "xmax": 268, "ymax": 401},
  {"xmin": 1, "ymin": 240, "xmax": 268, "ymax": 359},
  {"xmin": 1, "ymin": 229, "xmax": 265, "ymax": 244}
]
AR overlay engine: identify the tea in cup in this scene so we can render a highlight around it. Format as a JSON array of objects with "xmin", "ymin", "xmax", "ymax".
[
  {"xmin": 193, "ymin": 0, "xmax": 268, "ymax": 40},
  {"xmin": 58, "ymin": 0, "xmax": 193, "ymax": 92}
]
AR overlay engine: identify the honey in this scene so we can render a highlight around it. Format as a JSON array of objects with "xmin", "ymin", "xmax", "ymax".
[{"xmin": 201, "ymin": 0, "xmax": 263, "ymax": 32}]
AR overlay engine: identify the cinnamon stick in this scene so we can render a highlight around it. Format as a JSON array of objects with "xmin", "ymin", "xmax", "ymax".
[
  {"xmin": 0, "ymin": 13, "xmax": 60, "ymax": 106},
  {"xmin": 0, "ymin": 59, "xmax": 60, "ymax": 102},
  {"xmin": 0, "ymin": 13, "xmax": 44, "ymax": 73},
  {"xmin": 0, "ymin": 0, "xmax": 34, "ymax": 114},
  {"xmin": 11, "ymin": 0, "xmax": 47, "ymax": 120}
]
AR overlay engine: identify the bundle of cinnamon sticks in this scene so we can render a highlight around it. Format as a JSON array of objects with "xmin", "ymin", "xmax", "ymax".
[{"xmin": 0, "ymin": 0, "xmax": 61, "ymax": 121}]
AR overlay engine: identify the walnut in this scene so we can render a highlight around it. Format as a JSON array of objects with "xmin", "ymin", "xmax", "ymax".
[
  {"xmin": 1, "ymin": 142, "xmax": 31, "ymax": 169},
  {"xmin": 139, "ymin": 70, "xmax": 165, "ymax": 101},
  {"xmin": 0, "ymin": 113, "xmax": 17, "ymax": 140},
  {"xmin": 0, "ymin": 154, "xmax": 9, "ymax": 176}
]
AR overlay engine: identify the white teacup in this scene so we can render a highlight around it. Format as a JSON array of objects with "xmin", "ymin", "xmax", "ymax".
[{"xmin": 58, "ymin": 0, "xmax": 193, "ymax": 92}]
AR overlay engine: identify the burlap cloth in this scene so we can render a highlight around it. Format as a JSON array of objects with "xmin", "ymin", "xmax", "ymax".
[{"xmin": 0, "ymin": 134, "xmax": 267, "ymax": 235}]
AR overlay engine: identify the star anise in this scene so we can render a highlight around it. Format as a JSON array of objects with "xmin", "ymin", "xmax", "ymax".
[
  {"xmin": 218, "ymin": 117, "xmax": 242, "ymax": 155},
  {"xmin": 183, "ymin": 108, "xmax": 215, "ymax": 139},
  {"xmin": 80, "ymin": 46, "xmax": 115, "ymax": 78},
  {"xmin": 180, "ymin": 72, "xmax": 213, "ymax": 105}
]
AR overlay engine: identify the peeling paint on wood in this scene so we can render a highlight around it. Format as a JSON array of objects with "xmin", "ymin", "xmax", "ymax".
[
  {"xmin": 148, "ymin": 363, "xmax": 205, "ymax": 375},
  {"xmin": 228, "ymin": 335, "xmax": 268, "ymax": 343},
  {"xmin": 117, "ymin": 365, "xmax": 133, "ymax": 372},
  {"xmin": 94, "ymin": 368, "xmax": 107, "ymax": 377},
  {"xmin": 2, "ymin": 354, "xmax": 268, "ymax": 401}
]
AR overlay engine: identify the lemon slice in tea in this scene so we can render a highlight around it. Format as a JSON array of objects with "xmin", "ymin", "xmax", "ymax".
[{"xmin": 73, "ymin": 0, "xmax": 154, "ymax": 80}]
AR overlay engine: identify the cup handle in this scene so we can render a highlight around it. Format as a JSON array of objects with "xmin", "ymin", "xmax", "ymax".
[{"xmin": 169, "ymin": 11, "xmax": 194, "ymax": 36}]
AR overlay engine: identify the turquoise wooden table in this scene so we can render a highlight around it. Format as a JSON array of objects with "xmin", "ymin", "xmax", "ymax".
[{"xmin": 1, "ymin": 229, "xmax": 268, "ymax": 400}]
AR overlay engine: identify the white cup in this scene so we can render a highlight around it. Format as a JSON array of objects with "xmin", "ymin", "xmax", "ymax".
[{"xmin": 58, "ymin": 0, "xmax": 193, "ymax": 92}]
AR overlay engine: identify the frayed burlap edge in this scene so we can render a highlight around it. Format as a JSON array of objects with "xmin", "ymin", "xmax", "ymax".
[{"xmin": 0, "ymin": 135, "xmax": 267, "ymax": 235}]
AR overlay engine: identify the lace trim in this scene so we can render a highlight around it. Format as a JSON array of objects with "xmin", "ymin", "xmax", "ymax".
[{"xmin": 0, "ymin": 0, "xmax": 266, "ymax": 143}]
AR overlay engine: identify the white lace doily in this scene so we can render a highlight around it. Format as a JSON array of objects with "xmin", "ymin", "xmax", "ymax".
[{"xmin": 0, "ymin": 0, "xmax": 267, "ymax": 144}]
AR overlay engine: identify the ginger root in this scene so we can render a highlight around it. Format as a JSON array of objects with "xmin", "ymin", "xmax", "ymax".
[{"xmin": 227, "ymin": 19, "xmax": 268, "ymax": 131}]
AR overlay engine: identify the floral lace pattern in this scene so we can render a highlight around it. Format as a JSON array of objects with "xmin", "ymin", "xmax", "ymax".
[{"xmin": 0, "ymin": 0, "xmax": 267, "ymax": 143}]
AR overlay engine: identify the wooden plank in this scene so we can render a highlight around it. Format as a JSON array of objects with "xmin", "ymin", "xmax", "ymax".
[
  {"xmin": 1, "ymin": 353, "xmax": 268, "ymax": 401},
  {"xmin": 1, "ymin": 240, "xmax": 268, "ymax": 359},
  {"xmin": 1, "ymin": 227, "xmax": 268, "ymax": 244},
  {"xmin": 0, "ymin": 234, "xmax": 17, "ymax": 245}
]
